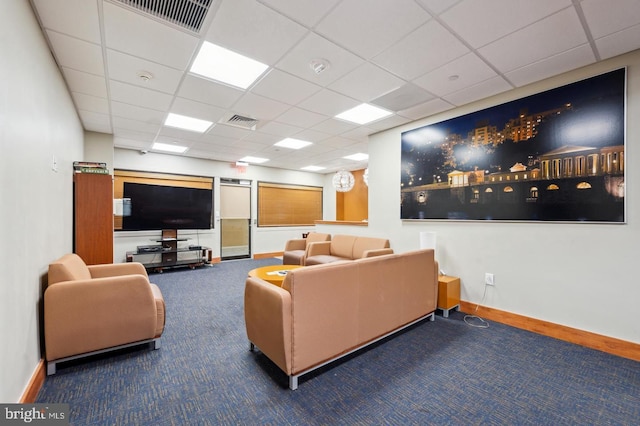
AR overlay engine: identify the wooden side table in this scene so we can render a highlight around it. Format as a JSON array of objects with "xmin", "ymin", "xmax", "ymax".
[{"xmin": 437, "ymin": 275, "xmax": 461, "ymax": 317}]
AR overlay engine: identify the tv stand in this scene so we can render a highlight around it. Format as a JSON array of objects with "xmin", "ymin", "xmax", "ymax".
[{"xmin": 126, "ymin": 229, "xmax": 211, "ymax": 273}]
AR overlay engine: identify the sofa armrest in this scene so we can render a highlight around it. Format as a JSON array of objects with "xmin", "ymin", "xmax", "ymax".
[
  {"xmin": 44, "ymin": 275, "xmax": 158, "ymax": 361},
  {"xmin": 244, "ymin": 277, "xmax": 292, "ymax": 374},
  {"xmin": 362, "ymin": 248, "xmax": 394, "ymax": 258},
  {"xmin": 284, "ymin": 239, "xmax": 307, "ymax": 251},
  {"xmin": 305, "ymin": 241, "xmax": 331, "ymax": 258},
  {"xmin": 89, "ymin": 262, "xmax": 149, "ymax": 279}
]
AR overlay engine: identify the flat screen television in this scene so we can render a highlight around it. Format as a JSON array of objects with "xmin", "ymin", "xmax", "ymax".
[{"xmin": 121, "ymin": 182, "xmax": 213, "ymax": 231}]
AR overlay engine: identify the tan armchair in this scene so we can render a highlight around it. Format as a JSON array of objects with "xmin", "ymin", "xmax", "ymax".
[
  {"xmin": 282, "ymin": 232, "xmax": 331, "ymax": 265},
  {"xmin": 44, "ymin": 253, "xmax": 165, "ymax": 374}
]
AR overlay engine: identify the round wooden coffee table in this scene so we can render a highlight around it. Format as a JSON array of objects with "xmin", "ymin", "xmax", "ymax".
[{"xmin": 248, "ymin": 264, "xmax": 303, "ymax": 286}]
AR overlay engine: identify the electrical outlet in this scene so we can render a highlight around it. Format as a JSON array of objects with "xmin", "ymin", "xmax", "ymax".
[{"xmin": 485, "ymin": 273, "xmax": 495, "ymax": 286}]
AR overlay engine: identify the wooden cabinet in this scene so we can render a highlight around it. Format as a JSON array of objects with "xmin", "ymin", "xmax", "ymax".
[
  {"xmin": 74, "ymin": 173, "xmax": 113, "ymax": 265},
  {"xmin": 437, "ymin": 275, "xmax": 461, "ymax": 317}
]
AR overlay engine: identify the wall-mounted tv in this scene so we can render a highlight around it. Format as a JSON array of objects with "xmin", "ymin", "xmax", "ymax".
[{"xmin": 121, "ymin": 182, "xmax": 213, "ymax": 231}]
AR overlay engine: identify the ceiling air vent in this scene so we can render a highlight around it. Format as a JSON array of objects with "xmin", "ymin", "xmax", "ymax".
[
  {"xmin": 220, "ymin": 114, "xmax": 259, "ymax": 131},
  {"xmin": 112, "ymin": 0, "xmax": 213, "ymax": 33}
]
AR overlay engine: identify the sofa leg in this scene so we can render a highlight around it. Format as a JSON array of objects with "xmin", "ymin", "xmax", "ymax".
[
  {"xmin": 249, "ymin": 342, "xmax": 255, "ymax": 352},
  {"xmin": 429, "ymin": 313, "xmax": 435, "ymax": 321},
  {"xmin": 153, "ymin": 338, "xmax": 161, "ymax": 350},
  {"xmin": 47, "ymin": 362, "xmax": 57, "ymax": 376},
  {"xmin": 289, "ymin": 375, "xmax": 298, "ymax": 390}
]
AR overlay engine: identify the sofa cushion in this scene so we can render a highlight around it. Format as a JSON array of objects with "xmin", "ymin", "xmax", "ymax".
[
  {"xmin": 305, "ymin": 232, "xmax": 331, "ymax": 244},
  {"xmin": 304, "ymin": 255, "xmax": 350, "ymax": 266},
  {"xmin": 329, "ymin": 235, "xmax": 356, "ymax": 258},
  {"xmin": 48, "ymin": 253, "xmax": 91, "ymax": 285},
  {"xmin": 283, "ymin": 250, "xmax": 306, "ymax": 266},
  {"xmin": 352, "ymin": 237, "xmax": 390, "ymax": 259}
]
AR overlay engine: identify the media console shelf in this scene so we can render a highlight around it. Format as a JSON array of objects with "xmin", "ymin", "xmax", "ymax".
[{"xmin": 126, "ymin": 229, "xmax": 211, "ymax": 273}]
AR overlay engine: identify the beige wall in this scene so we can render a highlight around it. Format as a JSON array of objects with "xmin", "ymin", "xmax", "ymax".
[
  {"xmin": 0, "ymin": 1, "xmax": 84, "ymax": 401},
  {"xmin": 364, "ymin": 50, "xmax": 640, "ymax": 345}
]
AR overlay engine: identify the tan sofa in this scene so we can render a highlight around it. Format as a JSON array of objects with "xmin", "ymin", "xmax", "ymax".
[
  {"xmin": 244, "ymin": 249, "xmax": 438, "ymax": 389},
  {"xmin": 45, "ymin": 253, "xmax": 166, "ymax": 374},
  {"xmin": 304, "ymin": 234, "xmax": 392, "ymax": 265},
  {"xmin": 282, "ymin": 232, "xmax": 331, "ymax": 265}
]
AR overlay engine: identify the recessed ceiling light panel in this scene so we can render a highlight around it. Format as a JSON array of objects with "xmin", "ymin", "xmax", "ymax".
[
  {"xmin": 190, "ymin": 42, "xmax": 268, "ymax": 90},
  {"xmin": 164, "ymin": 113, "xmax": 213, "ymax": 133},
  {"xmin": 343, "ymin": 153, "xmax": 369, "ymax": 161},
  {"xmin": 335, "ymin": 103, "xmax": 393, "ymax": 125},
  {"xmin": 152, "ymin": 142, "xmax": 188, "ymax": 153},
  {"xmin": 239, "ymin": 156, "xmax": 269, "ymax": 164},
  {"xmin": 301, "ymin": 165, "xmax": 325, "ymax": 172},
  {"xmin": 275, "ymin": 138, "xmax": 313, "ymax": 150}
]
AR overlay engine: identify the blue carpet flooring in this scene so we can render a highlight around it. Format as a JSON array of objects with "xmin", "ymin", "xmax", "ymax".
[{"xmin": 37, "ymin": 258, "xmax": 640, "ymax": 425}]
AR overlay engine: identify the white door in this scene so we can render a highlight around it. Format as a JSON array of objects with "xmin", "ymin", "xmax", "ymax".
[{"xmin": 220, "ymin": 183, "xmax": 251, "ymax": 260}]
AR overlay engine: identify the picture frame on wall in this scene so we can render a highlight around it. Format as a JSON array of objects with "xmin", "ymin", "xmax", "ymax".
[{"xmin": 400, "ymin": 68, "xmax": 626, "ymax": 223}]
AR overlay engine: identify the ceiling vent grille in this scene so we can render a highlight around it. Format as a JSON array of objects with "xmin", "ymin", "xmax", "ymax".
[
  {"xmin": 220, "ymin": 114, "xmax": 259, "ymax": 131},
  {"xmin": 112, "ymin": 0, "xmax": 213, "ymax": 33}
]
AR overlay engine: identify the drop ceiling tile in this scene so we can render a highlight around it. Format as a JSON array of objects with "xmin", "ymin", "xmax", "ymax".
[
  {"xmin": 33, "ymin": 0, "xmax": 101, "ymax": 43},
  {"xmin": 315, "ymin": 0, "xmax": 431, "ymax": 58},
  {"xmin": 252, "ymin": 69, "xmax": 322, "ymax": 105},
  {"xmin": 416, "ymin": 0, "xmax": 462, "ymax": 15},
  {"xmin": 112, "ymin": 116, "xmax": 162, "ymax": 134},
  {"xmin": 157, "ymin": 126, "xmax": 211, "ymax": 142},
  {"xmin": 170, "ymin": 97, "xmax": 227, "ymax": 123},
  {"xmin": 398, "ymin": 98, "xmax": 455, "ymax": 121},
  {"xmin": 102, "ymin": 1, "xmax": 198, "ymax": 70},
  {"xmin": 339, "ymin": 127, "xmax": 375, "ymax": 141},
  {"xmin": 204, "ymin": 0, "xmax": 307, "ymax": 65},
  {"xmin": 581, "ymin": 0, "xmax": 640, "ymax": 38},
  {"xmin": 232, "ymin": 93, "xmax": 291, "ymax": 121},
  {"xmin": 177, "ymin": 75, "xmax": 244, "ymax": 109},
  {"xmin": 320, "ymin": 136, "xmax": 361, "ymax": 148},
  {"xmin": 114, "ymin": 136, "xmax": 153, "ymax": 150},
  {"xmin": 413, "ymin": 53, "xmax": 498, "ymax": 96},
  {"xmin": 61, "ymin": 67, "xmax": 107, "ymax": 98},
  {"xmin": 478, "ymin": 8, "xmax": 588, "ymax": 73},
  {"xmin": 371, "ymin": 83, "xmax": 436, "ymax": 112},
  {"xmin": 291, "ymin": 128, "xmax": 331, "ymax": 143},
  {"xmin": 45, "ymin": 30, "xmax": 104, "ymax": 75},
  {"xmin": 241, "ymin": 131, "xmax": 281, "ymax": 145},
  {"xmin": 204, "ymin": 123, "xmax": 252, "ymax": 140},
  {"xmin": 71, "ymin": 92, "xmax": 109, "ymax": 114},
  {"xmin": 78, "ymin": 110, "xmax": 111, "ymax": 128},
  {"xmin": 298, "ymin": 89, "xmax": 360, "ymax": 117},
  {"xmin": 106, "ymin": 50, "xmax": 183, "ymax": 94},
  {"xmin": 84, "ymin": 121, "xmax": 113, "ymax": 134},
  {"xmin": 275, "ymin": 32, "xmax": 364, "ymax": 87},
  {"xmin": 112, "ymin": 127, "xmax": 158, "ymax": 142},
  {"xmin": 367, "ymin": 114, "xmax": 412, "ymax": 132},
  {"xmin": 372, "ymin": 20, "xmax": 469, "ymax": 81},
  {"xmin": 595, "ymin": 24, "xmax": 640, "ymax": 60},
  {"xmin": 506, "ymin": 45, "xmax": 596, "ymax": 87},
  {"xmin": 274, "ymin": 107, "xmax": 328, "ymax": 128},
  {"xmin": 110, "ymin": 101, "xmax": 166, "ymax": 123},
  {"xmin": 443, "ymin": 76, "xmax": 512, "ymax": 106},
  {"xmin": 328, "ymin": 63, "xmax": 405, "ymax": 103},
  {"xmin": 109, "ymin": 80, "xmax": 173, "ymax": 112},
  {"xmin": 311, "ymin": 117, "xmax": 357, "ymax": 135},
  {"xmin": 258, "ymin": 121, "xmax": 304, "ymax": 138},
  {"xmin": 258, "ymin": 0, "xmax": 341, "ymax": 27},
  {"xmin": 440, "ymin": 0, "xmax": 572, "ymax": 49}
]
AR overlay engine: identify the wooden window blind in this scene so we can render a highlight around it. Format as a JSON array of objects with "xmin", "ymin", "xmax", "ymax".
[{"xmin": 258, "ymin": 182, "xmax": 322, "ymax": 227}]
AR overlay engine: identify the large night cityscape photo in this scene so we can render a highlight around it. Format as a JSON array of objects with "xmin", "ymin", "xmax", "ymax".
[{"xmin": 400, "ymin": 68, "xmax": 625, "ymax": 222}]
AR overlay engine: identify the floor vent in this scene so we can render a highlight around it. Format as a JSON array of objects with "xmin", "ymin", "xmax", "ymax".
[
  {"xmin": 220, "ymin": 114, "xmax": 259, "ymax": 131},
  {"xmin": 112, "ymin": 0, "xmax": 213, "ymax": 33}
]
